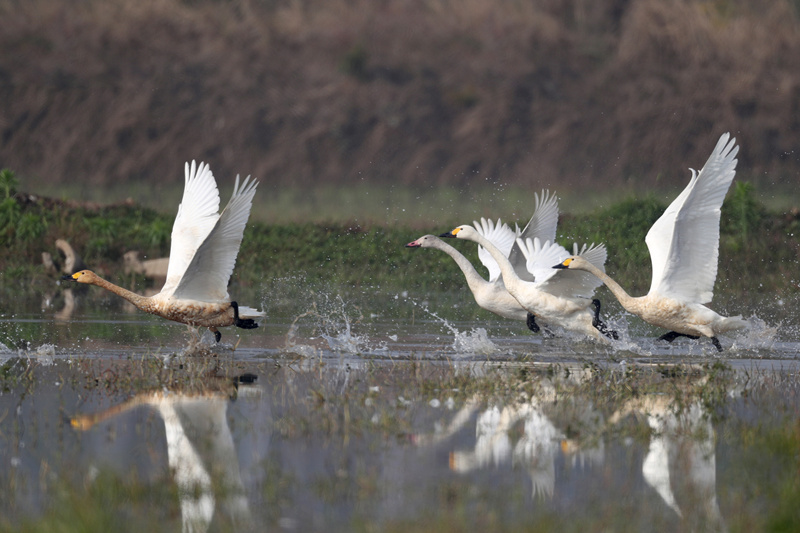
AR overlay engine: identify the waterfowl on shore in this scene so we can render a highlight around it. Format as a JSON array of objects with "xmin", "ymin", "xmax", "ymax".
[
  {"xmin": 405, "ymin": 191, "xmax": 559, "ymax": 333},
  {"xmin": 440, "ymin": 225, "xmax": 615, "ymax": 342},
  {"xmin": 64, "ymin": 161, "xmax": 264, "ymax": 342},
  {"xmin": 554, "ymin": 133, "xmax": 748, "ymax": 351}
]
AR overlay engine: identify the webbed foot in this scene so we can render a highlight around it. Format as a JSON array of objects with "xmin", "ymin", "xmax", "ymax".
[
  {"xmin": 591, "ymin": 299, "xmax": 619, "ymax": 340},
  {"xmin": 658, "ymin": 331, "xmax": 700, "ymax": 343},
  {"xmin": 711, "ymin": 336, "xmax": 723, "ymax": 352},
  {"xmin": 232, "ymin": 301, "xmax": 259, "ymax": 330},
  {"xmin": 526, "ymin": 313, "xmax": 540, "ymax": 333}
]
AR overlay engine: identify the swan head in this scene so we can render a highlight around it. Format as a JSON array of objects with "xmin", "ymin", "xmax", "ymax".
[
  {"xmin": 553, "ymin": 256, "xmax": 592, "ymax": 271},
  {"xmin": 405, "ymin": 235, "xmax": 439, "ymax": 248},
  {"xmin": 439, "ymin": 225, "xmax": 475, "ymax": 240},
  {"xmin": 63, "ymin": 270, "xmax": 100, "ymax": 284}
]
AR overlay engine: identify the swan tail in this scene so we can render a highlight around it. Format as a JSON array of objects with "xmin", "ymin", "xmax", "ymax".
[{"xmin": 236, "ymin": 306, "xmax": 266, "ymax": 319}]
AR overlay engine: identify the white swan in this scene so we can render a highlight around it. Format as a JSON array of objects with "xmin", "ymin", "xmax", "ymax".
[
  {"xmin": 440, "ymin": 224, "xmax": 615, "ymax": 341},
  {"xmin": 406, "ymin": 191, "xmax": 559, "ymax": 333},
  {"xmin": 64, "ymin": 161, "xmax": 264, "ymax": 342},
  {"xmin": 554, "ymin": 133, "xmax": 748, "ymax": 351}
]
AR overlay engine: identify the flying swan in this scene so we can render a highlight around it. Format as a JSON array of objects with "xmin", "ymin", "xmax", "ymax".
[
  {"xmin": 64, "ymin": 161, "xmax": 264, "ymax": 342},
  {"xmin": 406, "ymin": 191, "xmax": 560, "ymax": 333},
  {"xmin": 440, "ymin": 222, "xmax": 616, "ymax": 342},
  {"xmin": 554, "ymin": 133, "xmax": 748, "ymax": 351}
]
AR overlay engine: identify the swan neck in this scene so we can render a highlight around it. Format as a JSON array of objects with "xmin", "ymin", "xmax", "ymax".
[
  {"xmin": 91, "ymin": 275, "xmax": 150, "ymax": 308},
  {"xmin": 582, "ymin": 262, "xmax": 637, "ymax": 311},
  {"xmin": 435, "ymin": 240, "xmax": 486, "ymax": 289},
  {"xmin": 467, "ymin": 232, "xmax": 518, "ymax": 285}
]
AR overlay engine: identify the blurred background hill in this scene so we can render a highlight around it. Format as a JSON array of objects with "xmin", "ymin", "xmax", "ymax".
[{"xmin": 1, "ymin": 0, "xmax": 799, "ymax": 204}]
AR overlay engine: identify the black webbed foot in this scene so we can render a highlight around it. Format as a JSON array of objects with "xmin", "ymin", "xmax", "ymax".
[
  {"xmin": 591, "ymin": 299, "xmax": 619, "ymax": 340},
  {"xmin": 711, "ymin": 336, "xmax": 723, "ymax": 352},
  {"xmin": 231, "ymin": 301, "xmax": 259, "ymax": 330},
  {"xmin": 526, "ymin": 313, "xmax": 540, "ymax": 333},
  {"xmin": 659, "ymin": 331, "xmax": 723, "ymax": 351},
  {"xmin": 658, "ymin": 331, "xmax": 700, "ymax": 343},
  {"xmin": 212, "ymin": 329, "xmax": 222, "ymax": 343}
]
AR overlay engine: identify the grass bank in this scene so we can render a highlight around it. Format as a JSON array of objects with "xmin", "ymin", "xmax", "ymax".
[{"xmin": 0, "ymin": 170, "xmax": 798, "ymax": 301}]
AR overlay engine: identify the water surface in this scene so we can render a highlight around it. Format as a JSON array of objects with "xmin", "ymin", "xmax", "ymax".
[{"xmin": 1, "ymin": 286, "xmax": 798, "ymax": 531}]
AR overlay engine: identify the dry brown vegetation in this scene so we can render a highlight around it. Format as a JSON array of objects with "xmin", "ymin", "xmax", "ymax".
[{"xmin": 1, "ymin": 0, "xmax": 800, "ymax": 192}]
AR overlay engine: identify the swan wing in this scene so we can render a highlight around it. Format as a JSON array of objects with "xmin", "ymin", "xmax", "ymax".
[
  {"xmin": 473, "ymin": 218, "xmax": 517, "ymax": 282},
  {"xmin": 646, "ymin": 133, "xmax": 738, "ymax": 302},
  {"xmin": 172, "ymin": 175, "xmax": 258, "ymax": 302},
  {"xmin": 161, "ymin": 161, "xmax": 221, "ymax": 296},
  {"xmin": 508, "ymin": 190, "xmax": 559, "ymax": 282},
  {"xmin": 518, "ymin": 238, "xmax": 606, "ymax": 298}
]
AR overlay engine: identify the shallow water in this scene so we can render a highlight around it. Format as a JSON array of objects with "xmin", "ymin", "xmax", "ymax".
[{"xmin": 1, "ymin": 286, "xmax": 799, "ymax": 531}]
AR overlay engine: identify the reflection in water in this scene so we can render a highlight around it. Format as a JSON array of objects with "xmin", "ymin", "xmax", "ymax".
[
  {"xmin": 71, "ymin": 373, "xmax": 255, "ymax": 533},
  {"xmin": 610, "ymin": 396, "xmax": 727, "ymax": 532},
  {"xmin": 417, "ymin": 380, "xmax": 605, "ymax": 501},
  {"xmin": 416, "ymin": 371, "xmax": 725, "ymax": 530}
]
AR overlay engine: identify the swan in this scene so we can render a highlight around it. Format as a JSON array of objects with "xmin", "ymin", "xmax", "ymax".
[
  {"xmin": 406, "ymin": 190, "xmax": 559, "ymax": 333},
  {"xmin": 64, "ymin": 161, "xmax": 264, "ymax": 342},
  {"xmin": 440, "ymin": 224, "xmax": 615, "ymax": 341},
  {"xmin": 554, "ymin": 133, "xmax": 748, "ymax": 351}
]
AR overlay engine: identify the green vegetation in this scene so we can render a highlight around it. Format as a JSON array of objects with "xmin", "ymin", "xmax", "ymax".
[{"xmin": 1, "ymin": 168, "xmax": 797, "ymax": 303}]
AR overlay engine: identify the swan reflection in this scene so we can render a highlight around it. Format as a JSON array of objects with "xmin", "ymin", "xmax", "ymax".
[
  {"xmin": 417, "ymin": 386, "xmax": 604, "ymax": 501},
  {"xmin": 610, "ymin": 395, "xmax": 726, "ymax": 532},
  {"xmin": 71, "ymin": 373, "xmax": 256, "ymax": 533},
  {"xmin": 416, "ymin": 369, "xmax": 724, "ymax": 527}
]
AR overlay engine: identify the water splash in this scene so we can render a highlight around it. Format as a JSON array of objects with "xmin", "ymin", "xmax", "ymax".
[
  {"xmin": 284, "ymin": 294, "xmax": 385, "ymax": 356},
  {"xmin": 407, "ymin": 298, "xmax": 501, "ymax": 356},
  {"xmin": 452, "ymin": 327, "xmax": 498, "ymax": 355},
  {"xmin": 730, "ymin": 316, "xmax": 778, "ymax": 351}
]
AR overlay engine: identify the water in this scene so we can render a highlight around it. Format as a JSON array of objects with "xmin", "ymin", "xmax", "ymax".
[{"xmin": 1, "ymin": 285, "xmax": 799, "ymax": 531}]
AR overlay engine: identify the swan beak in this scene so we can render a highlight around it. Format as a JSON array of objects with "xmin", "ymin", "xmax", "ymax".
[
  {"xmin": 405, "ymin": 240, "xmax": 421, "ymax": 248},
  {"xmin": 439, "ymin": 229, "xmax": 457, "ymax": 238},
  {"xmin": 62, "ymin": 274, "xmax": 77, "ymax": 281},
  {"xmin": 553, "ymin": 258, "xmax": 572, "ymax": 269}
]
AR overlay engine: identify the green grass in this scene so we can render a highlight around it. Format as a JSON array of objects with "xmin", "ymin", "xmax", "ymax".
[{"xmin": 3, "ymin": 169, "xmax": 799, "ymax": 303}]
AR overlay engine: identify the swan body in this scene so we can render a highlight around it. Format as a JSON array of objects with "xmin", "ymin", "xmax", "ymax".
[
  {"xmin": 441, "ymin": 224, "xmax": 612, "ymax": 342},
  {"xmin": 66, "ymin": 161, "xmax": 264, "ymax": 341},
  {"xmin": 406, "ymin": 191, "xmax": 560, "ymax": 332},
  {"xmin": 554, "ymin": 133, "xmax": 748, "ymax": 351}
]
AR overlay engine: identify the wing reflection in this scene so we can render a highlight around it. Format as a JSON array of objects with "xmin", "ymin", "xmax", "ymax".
[
  {"xmin": 417, "ymin": 383, "xmax": 604, "ymax": 501},
  {"xmin": 71, "ymin": 373, "xmax": 256, "ymax": 533},
  {"xmin": 610, "ymin": 396, "xmax": 727, "ymax": 532}
]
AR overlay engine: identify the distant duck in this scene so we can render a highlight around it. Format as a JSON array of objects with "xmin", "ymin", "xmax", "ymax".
[
  {"xmin": 554, "ymin": 133, "xmax": 748, "ymax": 351},
  {"xmin": 406, "ymin": 191, "xmax": 560, "ymax": 333},
  {"xmin": 64, "ymin": 161, "xmax": 264, "ymax": 342},
  {"xmin": 440, "ymin": 224, "xmax": 616, "ymax": 342}
]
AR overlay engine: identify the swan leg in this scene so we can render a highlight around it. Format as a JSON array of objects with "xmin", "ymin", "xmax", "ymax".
[
  {"xmin": 231, "ymin": 301, "xmax": 259, "ymax": 330},
  {"xmin": 210, "ymin": 327, "xmax": 222, "ymax": 343},
  {"xmin": 658, "ymin": 331, "xmax": 700, "ymax": 342},
  {"xmin": 526, "ymin": 313, "xmax": 540, "ymax": 333},
  {"xmin": 591, "ymin": 299, "xmax": 619, "ymax": 340},
  {"xmin": 710, "ymin": 336, "xmax": 723, "ymax": 352}
]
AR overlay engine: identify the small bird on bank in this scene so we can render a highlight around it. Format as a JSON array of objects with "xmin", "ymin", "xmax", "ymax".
[
  {"xmin": 64, "ymin": 161, "xmax": 264, "ymax": 342},
  {"xmin": 554, "ymin": 133, "xmax": 748, "ymax": 351}
]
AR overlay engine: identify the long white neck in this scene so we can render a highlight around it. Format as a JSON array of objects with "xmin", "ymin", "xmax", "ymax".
[
  {"xmin": 460, "ymin": 231, "xmax": 523, "ymax": 290},
  {"xmin": 575, "ymin": 260, "xmax": 642, "ymax": 314},
  {"xmin": 431, "ymin": 239, "xmax": 489, "ymax": 293}
]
